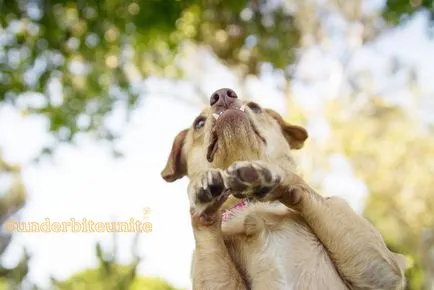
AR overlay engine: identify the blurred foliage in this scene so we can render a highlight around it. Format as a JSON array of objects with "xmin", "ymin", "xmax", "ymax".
[
  {"xmin": 52, "ymin": 237, "xmax": 178, "ymax": 290},
  {"xmin": 383, "ymin": 0, "xmax": 434, "ymax": 25},
  {"xmin": 0, "ymin": 0, "xmax": 431, "ymax": 149},
  {"xmin": 55, "ymin": 269, "xmax": 177, "ymax": 290},
  {"xmin": 55, "ymin": 268, "xmax": 177, "ymax": 290},
  {"xmin": 0, "ymin": 0, "xmax": 299, "ymax": 149},
  {"xmin": 0, "ymin": 156, "xmax": 30, "ymax": 288}
]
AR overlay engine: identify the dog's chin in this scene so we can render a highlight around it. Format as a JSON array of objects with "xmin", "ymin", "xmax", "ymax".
[
  {"xmin": 207, "ymin": 109, "xmax": 265, "ymax": 167},
  {"xmin": 215, "ymin": 109, "xmax": 251, "ymax": 137}
]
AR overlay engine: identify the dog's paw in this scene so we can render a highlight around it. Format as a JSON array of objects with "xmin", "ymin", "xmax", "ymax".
[
  {"xmin": 223, "ymin": 161, "xmax": 282, "ymax": 201},
  {"xmin": 190, "ymin": 207, "xmax": 221, "ymax": 229},
  {"xmin": 188, "ymin": 169, "xmax": 229, "ymax": 220}
]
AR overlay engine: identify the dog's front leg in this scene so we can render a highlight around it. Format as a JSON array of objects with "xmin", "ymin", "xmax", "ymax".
[
  {"xmin": 223, "ymin": 161, "xmax": 406, "ymax": 290},
  {"xmin": 278, "ymin": 186, "xmax": 406, "ymax": 290},
  {"xmin": 188, "ymin": 171, "xmax": 248, "ymax": 290}
]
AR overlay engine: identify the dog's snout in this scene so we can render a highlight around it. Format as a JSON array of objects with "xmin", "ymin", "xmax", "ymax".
[{"xmin": 210, "ymin": 88, "xmax": 238, "ymax": 107}]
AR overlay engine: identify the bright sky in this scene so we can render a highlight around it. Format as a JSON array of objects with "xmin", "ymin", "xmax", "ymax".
[{"xmin": 0, "ymin": 11, "xmax": 432, "ymax": 290}]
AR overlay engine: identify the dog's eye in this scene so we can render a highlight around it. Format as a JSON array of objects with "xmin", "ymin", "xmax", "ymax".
[
  {"xmin": 247, "ymin": 102, "xmax": 262, "ymax": 114},
  {"xmin": 193, "ymin": 116, "xmax": 206, "ymax": 130}
]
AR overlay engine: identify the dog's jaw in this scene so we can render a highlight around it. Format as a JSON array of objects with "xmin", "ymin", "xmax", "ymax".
[
  {"xmin": 211, "ymin": 104, "xmax": 246, "ymax": 121},
  {"xmin": 206, "ymin": 107, "xmax": 266, "ymax": 168}
]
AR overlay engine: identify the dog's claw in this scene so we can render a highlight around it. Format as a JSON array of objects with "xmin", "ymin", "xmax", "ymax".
[{"xmin": 189, "ymin": 169, "xmax": 229, "ymax": 221}]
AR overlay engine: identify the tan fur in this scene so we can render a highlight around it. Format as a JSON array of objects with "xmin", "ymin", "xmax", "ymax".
[{"xmin": 161, "ymin": 95, "xmax": 406, "ymax": 290}]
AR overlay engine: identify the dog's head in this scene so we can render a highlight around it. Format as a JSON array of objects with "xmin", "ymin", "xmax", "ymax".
[{"xmin": 161, "ymin": 88, "xmax": 308, "ymax": 182}]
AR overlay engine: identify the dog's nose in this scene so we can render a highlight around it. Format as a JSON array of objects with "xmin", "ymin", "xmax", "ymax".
[{"xmin": 210, "ymin": 88, "xmax": 238, "ymax": 108}]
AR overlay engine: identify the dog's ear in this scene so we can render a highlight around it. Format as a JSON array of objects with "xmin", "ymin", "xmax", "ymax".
[
  {"xmin": 161, "ymin": 129, "xmax": 188, "ymax": 182},
  {"xmin": 264, "ymin": 109, "xmax": 308, "ymax": 150},
  {"xmin": 392, "ymin": 252, "xmax": 408, "ymax": 272}
]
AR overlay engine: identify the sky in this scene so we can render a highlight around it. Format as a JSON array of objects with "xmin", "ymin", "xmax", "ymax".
[{"xmin": 0, "ymin": 7, "xmax": 433, "ymax": 290}]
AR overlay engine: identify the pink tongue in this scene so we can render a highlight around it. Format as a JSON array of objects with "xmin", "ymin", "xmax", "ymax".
[{"xmin": 222, "ymin": 199, "xmax": 249, "ymax": 222}]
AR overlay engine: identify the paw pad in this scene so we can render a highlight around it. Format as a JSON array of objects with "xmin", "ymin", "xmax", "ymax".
[
  {"xmin": 236, "ymin": 166, "xmax": 259, "ymax": 183},
  {"xmin": 224, "ymin": 161, "xmax": 281, "ymax": 200}
]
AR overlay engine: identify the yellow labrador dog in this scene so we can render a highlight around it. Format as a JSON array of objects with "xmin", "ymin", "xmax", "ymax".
[{"xmin": 161, "ymin": 88, "xmax": 406, "ymax": 289}]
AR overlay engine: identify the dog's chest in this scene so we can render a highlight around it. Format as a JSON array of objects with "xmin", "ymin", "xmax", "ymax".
[
  {"xmin": 223, "ymin": 227, "xmax": 298, "ymax": 289},
  {"xmin": 220, "ymin": 203, "xmax": 331, "ymax": 289}
]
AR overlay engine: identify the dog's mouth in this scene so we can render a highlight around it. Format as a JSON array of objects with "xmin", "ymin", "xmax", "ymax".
[{"xmin": 206, "ymin": 105, "xmax": 266, "ymax": 162}]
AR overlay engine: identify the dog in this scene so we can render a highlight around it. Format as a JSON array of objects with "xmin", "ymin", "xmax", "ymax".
[{"xmin": 161, "ymin": 88, "xmax": 406, "ymax": 289}]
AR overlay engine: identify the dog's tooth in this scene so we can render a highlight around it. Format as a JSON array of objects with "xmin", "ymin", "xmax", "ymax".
[
  {"xmin": 212, "ymin": 113, "xmax": 219, "ymax": 120},
  {"xmin": 240, "ymin": 105, "xmax": 246, "ymax": 112}
]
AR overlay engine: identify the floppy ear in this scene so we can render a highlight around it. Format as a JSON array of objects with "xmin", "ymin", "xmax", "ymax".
[
  {"xmin": 392, "ymin": 252, "xmax": 408, "ymax": 272},
  {"xmin": 161, "ymin": 129, "xmax": 188, "ymax": 182},
  {"xmin": 264, "ymin": 109, "xmax": 308, "ymax": 149}
]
